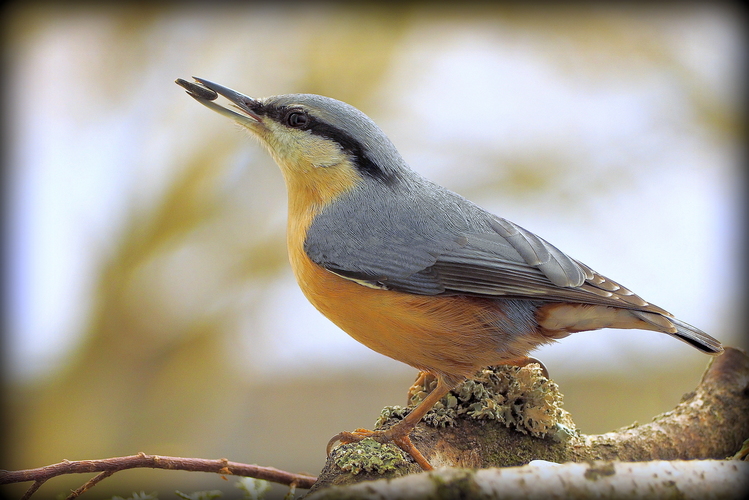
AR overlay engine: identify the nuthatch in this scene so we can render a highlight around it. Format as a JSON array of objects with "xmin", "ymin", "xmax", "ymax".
[{"xmin": 176, "ymin": 77, "xmax": 723, "ymax": 470}]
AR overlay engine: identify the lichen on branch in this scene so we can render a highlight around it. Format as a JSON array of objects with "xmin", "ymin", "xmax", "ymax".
[
  {"xmin": 313, "ymin": 347, "xmax": 749, "ymax": 493},
  {"xmin": 377, "ymin": 364, "xmax": 575, "ymax": 439}
]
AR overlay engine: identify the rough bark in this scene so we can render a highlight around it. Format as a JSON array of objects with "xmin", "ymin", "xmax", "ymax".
[
  {"xmin": 307, "ymin": 460, "xmax": 749, "ymax": 500},
  {"xmin": 309, "ymin": 347, "xmax": 749, "ymax": 495}
]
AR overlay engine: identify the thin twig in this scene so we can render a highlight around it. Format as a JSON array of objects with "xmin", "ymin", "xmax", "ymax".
[
  {"xmin": 1, "ymin": 453, "xmax": 317, "ymax": 499},
  {"xmin": 19, "ymin": 480, "xmax": 44, "ymax": 500},
  {"xmin": 66, "ymin": 470, "xmax": 115, "ymax": 500}
]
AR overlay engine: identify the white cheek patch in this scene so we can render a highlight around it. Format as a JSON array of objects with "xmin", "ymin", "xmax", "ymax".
[
  {"xmin": 264, "ymin": 121, "xmax": 347, "ymax": 169},
  {"xmin": 296, "ymin": 132, "xmax": 347, "ymax": 168},
  {"xmin": 309, "ymin": 148, "xmax": 347, "ymax": 169}
]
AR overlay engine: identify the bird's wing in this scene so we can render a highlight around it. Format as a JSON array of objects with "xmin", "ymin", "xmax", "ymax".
[
  {"xmin": 303, "ymin": 182, "xmax": 667, "ymax": 314},
  {"xmin": 431, "ymin": 218, "xmax": 664, "ymax": 312}
]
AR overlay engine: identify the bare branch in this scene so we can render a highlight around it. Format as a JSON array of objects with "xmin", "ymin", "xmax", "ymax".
[
  {"xmin": 307, "ymin": 460, "xmax": 749, "ymax": 500},
  {"xmin": 572, "ymin": 346, "xmax": 749, "ymax": 462},
  {"xmin": 0, "ymin": 453, "xmax": 317, "ymax": 498}
]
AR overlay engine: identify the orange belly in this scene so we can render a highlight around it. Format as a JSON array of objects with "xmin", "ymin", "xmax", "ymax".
[
  {"xmin": 288, "ymin": 239, "xmax": 551, "ymax": 382},
  {"xmin": 282, "ymin": 186, "xmax": 556, "ymax": 382}
]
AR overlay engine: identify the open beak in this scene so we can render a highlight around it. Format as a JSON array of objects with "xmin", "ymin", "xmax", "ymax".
[{"xmin": 176, "ymin": 77, "xmax": 262, "ymax": 126}]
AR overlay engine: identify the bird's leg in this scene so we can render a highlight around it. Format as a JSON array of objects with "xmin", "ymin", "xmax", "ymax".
[
  {"xmin": 327, "ymin": 376, "xmax": 454, "ymax": 471},
  {"xmin": 327, "ymin": 361, "xmax": 545, "ymax": 470}
]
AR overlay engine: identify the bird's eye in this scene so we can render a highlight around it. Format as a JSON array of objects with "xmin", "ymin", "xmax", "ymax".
[{"xmin": 286, "ymin": 111, "xmax": 309, "ymax": 128}]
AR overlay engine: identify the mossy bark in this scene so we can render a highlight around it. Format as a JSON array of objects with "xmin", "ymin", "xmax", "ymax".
[{"xmin": 309, "ymin": 347, "xmax": 749, "ymax": 495}]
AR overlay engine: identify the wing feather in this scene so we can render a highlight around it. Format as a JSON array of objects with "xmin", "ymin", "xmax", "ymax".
[{"xmin": 303, "ymin": 177, "xmax": 668, "ymax": 315}]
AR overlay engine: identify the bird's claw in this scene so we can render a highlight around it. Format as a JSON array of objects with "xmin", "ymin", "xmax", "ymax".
[
  {"xmin": 326, "ymin": 428, "xmax": 378, "ymax": 455},
  {"xmin": 326, "ymin": 427, "xmax": 433, "ymax": 471}
]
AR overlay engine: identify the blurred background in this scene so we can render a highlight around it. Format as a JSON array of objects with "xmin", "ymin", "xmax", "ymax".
[{"xmin": 2, "ymin": 2, "xmax": 745, "ymax": 498}]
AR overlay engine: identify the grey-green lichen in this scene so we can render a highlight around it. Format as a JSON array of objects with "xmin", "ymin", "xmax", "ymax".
[
  {"xmin": 376, "ymin": 364, "xmax": 576, "ymax": 440},
  {"xmin": 332, "ymin": 438, "xmax": 408, "ymax": 475}
]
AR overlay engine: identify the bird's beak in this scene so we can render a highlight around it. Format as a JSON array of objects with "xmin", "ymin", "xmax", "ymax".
[{"xmin": 176, "ymin": 77, "xmax": 262, "ymax": 126}]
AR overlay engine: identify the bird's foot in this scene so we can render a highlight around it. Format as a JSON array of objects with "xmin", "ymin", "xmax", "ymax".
[
  {"xmin": 406, "ymin": 371, "xmax": 437, "ymax": 403},
  {"xmin": 327, "ymin": 426, "xmax": 433, "ymax": 471},
  {"xmin": 326, "ymin": 427, "xmax": 376, "ymax": 454}
]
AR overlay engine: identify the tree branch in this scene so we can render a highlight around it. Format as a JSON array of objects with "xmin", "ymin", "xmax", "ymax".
[
  {"xmin": 4, "ymin": 349, "xmax": 745, "ymax": 499},
  {"xmin": 311, "ymin": 347, "xmax": 749, "ymax": 492},
  {"xmin": 571, "ymin": 346, "xmax": 749, "ymax": 462},
  {"xmin": 307, "ymin": 460, "xmax": 749, "ymax": 500},
  {"xmin": 0, "ymin": 453, "xmax": 317, "ymax": 499}
]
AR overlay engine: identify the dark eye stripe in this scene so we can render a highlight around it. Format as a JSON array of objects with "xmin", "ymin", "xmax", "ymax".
[
  {"xmin": 253, "ymin": 103, "xmax": 400, "ymax": 185},
  {"xmin": 305, "ymin": 119, "xmax": 399, "ymax": 185}
]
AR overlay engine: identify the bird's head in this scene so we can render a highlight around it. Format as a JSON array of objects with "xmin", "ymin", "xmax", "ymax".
[{"xmin": 177, "ymin": 77, "xmax": 406, "ymax": 205}]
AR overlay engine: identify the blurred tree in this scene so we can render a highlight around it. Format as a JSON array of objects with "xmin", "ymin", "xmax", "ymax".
[{"xmin": 2, "ymin": 4, "xmax": 742, "ymax": 498}]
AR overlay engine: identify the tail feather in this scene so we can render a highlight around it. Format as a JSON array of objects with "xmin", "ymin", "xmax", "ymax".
[
  {"xmin": 666, "ymin": 317, "xmax": 723, "ymax": 354},
  {"xmin": 631, "ymin": 311, "xmax": 723, "ymax": 354}
]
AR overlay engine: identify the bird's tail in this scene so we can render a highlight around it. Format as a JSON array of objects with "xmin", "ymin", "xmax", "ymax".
[
  {"xmin": 632, "ymin": 311, "xmax": 723, "ymax": 354},
  {"xmin": 668, "ymin": 317, "xmax": 724, "ymax": 354}
]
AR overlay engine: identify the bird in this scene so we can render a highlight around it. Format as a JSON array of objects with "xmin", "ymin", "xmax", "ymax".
[{"xmin": 176, "ymin": 76, "xmax": 723, "ymax": 470}]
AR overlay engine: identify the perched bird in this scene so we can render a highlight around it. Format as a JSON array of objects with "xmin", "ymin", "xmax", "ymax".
[{"xmin": 176, "ymin": 77, "xmax": 723, "ymax": 470}]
